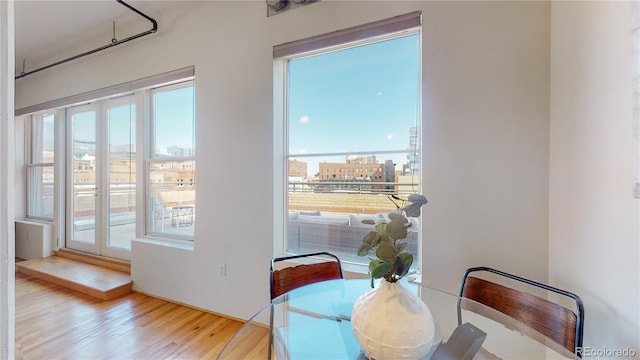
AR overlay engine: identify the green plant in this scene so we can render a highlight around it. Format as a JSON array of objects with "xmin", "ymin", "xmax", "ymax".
[{"xmin": 356, "ymin": 194, "xmax": 428, "ymax": 286}]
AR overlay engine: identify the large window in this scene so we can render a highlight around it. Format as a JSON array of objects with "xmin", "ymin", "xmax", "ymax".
[
  {"xmin": 27, "ymin": 112, "xmax": 55, "ymax": 220},
  {"xmin": 147, "ymin": 82, "xmax": 196, "ymax": 239},
  {"xmin": 24, "ymin": 68, "xmax": 196, "ymax": 259},
  {"xmin": 276, "ymin": 14, "xmax": 422, "ymax": 266}
]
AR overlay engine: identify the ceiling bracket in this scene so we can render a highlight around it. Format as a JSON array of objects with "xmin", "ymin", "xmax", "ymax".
[
  {"xmin": 112, "ymin": 21, "xmax": 118, "ymax": 44},
  {"xmin": 15, "ymin": 0, "xmax": 158, "ymax": 80}
]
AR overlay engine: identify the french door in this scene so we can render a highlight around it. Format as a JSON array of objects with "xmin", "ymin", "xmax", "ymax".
[{"xmin": 66, "ymin": 95, "xmax": 139, "ymax": 260}]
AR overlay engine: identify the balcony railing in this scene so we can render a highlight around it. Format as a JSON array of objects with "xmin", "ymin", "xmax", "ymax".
[{"xmin": 288, "ymin": 180, "xmax": 419, "ymax": 195}]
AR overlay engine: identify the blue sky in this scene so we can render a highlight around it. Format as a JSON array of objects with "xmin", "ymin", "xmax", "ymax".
[
  {"xmin": 68, "ymin": 34, "xmax": 418, "ymax": 174},
  {"xmin": 288, "ymin": 33, "xmax": 420, "ymax": 177},
  {"xmin": 153, "ymin": 86, "xmax": 195, "ymax": 153},
  {"xmin": 70, "ymin": 85, "xmax": 195, "ymax": 157}
]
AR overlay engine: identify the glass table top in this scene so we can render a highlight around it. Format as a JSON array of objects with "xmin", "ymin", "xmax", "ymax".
[{"xmin": 217, "ymin": 278, "xmax": 577, "ymax": 360}]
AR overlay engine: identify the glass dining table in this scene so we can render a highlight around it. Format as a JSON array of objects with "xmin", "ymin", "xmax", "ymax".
[{"xmin": 216, "ymin": 278, "xmax": 576, "ymax": 360}]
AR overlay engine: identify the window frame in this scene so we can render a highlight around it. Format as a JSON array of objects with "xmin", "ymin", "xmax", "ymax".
[
  {"xmin": 26, "ymin": 112, "xmax": 56, "ymax": 221},
  {"xmin": 273, "ymin": 18, "xmax": 423, "ymax": 272},
  {"xmin": 144, "ymin": 80, "xmax": 196, "ymax": 241},
  {"xmin": 23, "ymin": 69, "xmax": 196, "ymax": 251}
]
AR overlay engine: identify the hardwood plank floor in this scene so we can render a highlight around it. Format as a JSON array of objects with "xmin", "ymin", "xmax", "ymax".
[
  {"xmin": 16, "ymin": 256, "xmax": 132, "ymax": 300},
  {"xmin": 15, "ymin": 272, "xmax": 267, "ymax": 360}
]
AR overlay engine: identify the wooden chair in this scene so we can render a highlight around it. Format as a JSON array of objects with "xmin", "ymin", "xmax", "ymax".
[
  {"xmin": 268, "ymin": 252, "xmax": 343, "ymax": 359},
  {"xmin": 270, "ymin": 251, "xmax": 344, "ymax": 300},
  {"xmin": 458, "ymin": 267, "xmax": 584, "ymax": 358}
]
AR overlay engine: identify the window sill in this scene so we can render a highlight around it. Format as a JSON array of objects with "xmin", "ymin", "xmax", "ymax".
[{"xmin": 133, "ymin": 237, "xmax": 194, "ymax": 251}]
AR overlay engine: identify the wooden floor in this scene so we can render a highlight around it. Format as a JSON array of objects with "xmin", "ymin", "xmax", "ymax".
[
  {"xmin": 16, "ymin": 255, "xmax": 132, "ymax": 300},
  {"xmin": 15, "ymin": 272, "xmax": 268, "ymax": 360}
]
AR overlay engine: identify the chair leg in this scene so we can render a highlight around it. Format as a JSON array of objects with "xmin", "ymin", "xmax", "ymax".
[{"xmin": 268, "ymin": 303, "xmax": 274, "ymax": 360}]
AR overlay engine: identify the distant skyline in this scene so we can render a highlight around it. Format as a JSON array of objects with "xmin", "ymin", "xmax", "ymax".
[
  {"xmin": 46, "ymin": 33, "xmax": 419, "ymax": 177},
  {"xmin": 67, "ymin": 85, "xmax": 195, "ymax": 159},
  {"xmin": 288, "ymin": 33, "xmax": 420, "ymax": 177},
  {"xmin": 153, "ymin": 85, "xmax": 195, "ymax": 155}
]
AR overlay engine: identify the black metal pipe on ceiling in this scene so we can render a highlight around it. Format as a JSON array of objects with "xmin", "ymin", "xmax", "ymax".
[{"xmin": 15, "ymin": 0, "xmax": 158, "ymax": 80}]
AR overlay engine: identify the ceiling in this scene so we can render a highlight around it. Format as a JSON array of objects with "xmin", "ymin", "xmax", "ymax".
[{"xmin": 14, "ymin": 0, "xmax": 179, "ymax": 77}]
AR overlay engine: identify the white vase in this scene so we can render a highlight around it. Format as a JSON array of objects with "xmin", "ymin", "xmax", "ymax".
[{"xmin": 351, "ymin": 279, "xmax": 436, "ymax": 360}]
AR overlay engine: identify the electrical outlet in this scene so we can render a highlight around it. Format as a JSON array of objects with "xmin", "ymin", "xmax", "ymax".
[{"xmin": 218, "ymin": 264, "xmax": 226, "ymax": 276}]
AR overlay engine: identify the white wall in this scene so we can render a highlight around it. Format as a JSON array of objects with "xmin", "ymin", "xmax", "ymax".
[
  {"xmin": 0, "ymin": 1, "xmax": 15, "ymax": 358},
  {"xmin": 550, "ymin": 0, "xmax": 640, "ymax": 353},
  {"xmin": 15, "ymin": 0, "xmax": 551, "ymax": 320},
  {"xmin": 420, "ymin": 0, "xmax": 551, "ymax": 292}
]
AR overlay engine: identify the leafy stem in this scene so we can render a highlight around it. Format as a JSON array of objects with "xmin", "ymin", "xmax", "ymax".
[{"xmin": 356, "ymin": 194, "xmax": 427, "ymax": 286}]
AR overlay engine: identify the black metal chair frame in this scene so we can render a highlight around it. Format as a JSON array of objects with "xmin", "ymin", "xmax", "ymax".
[
  {"xmin": 457, "ymin": 266, "xmax": 584, "ymax": 358},
  {"xmin": 268, "ymin": 251, "xmax": 343, "ymax": 359}
]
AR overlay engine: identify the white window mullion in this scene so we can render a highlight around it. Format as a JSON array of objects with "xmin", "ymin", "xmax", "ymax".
[
  {"xmin": 273, "ymin": 58, "xmax": 288, "ymax": 255},
  {"xmin": 136, "ymin": 91, "xmax": 147, "ymax": 240},
  {"xmin": 54, "ymin": 108, "xmax": 66, "ymax": 249},
  {"xmin": 97, "ymin": 102, "xmax": 110, "ymax": 255}
]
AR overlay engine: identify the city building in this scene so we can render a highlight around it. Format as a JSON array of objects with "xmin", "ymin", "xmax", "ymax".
[
  {"xmin": 167, "ymin": 145, "xmax": 193, "ymax": 158},
  {"xmin": 406, "ymin": 126, "xmax": 419, "ymax": 176},
  {"xmin": 288, "ymin": 159, "xmax": 307, "ymax": 178},
  {"xmin": 317, "ymin": 155, "xmax": 397, "ymax": 192}
]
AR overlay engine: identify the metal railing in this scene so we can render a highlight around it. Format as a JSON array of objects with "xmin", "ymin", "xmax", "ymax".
[{"xmin": 288, "ymin": 180, "xmax": 419, "ymax": 195}]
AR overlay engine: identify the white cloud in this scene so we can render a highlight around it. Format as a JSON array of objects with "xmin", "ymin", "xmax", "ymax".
[
  {"xmin": 299, "ymin": 115, "xmax": 310, "ymax": 125},
  {"xmin": 296, "ymin": 149, "xmax": 307, "ymax": 154},
  {"xmin": 387, "ymin": 133, "xmax": 395, "ymax": 140}
]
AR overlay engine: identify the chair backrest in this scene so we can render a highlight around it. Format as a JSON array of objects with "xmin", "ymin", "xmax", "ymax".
[
  {"xmin": 458, "ymin": 267, "xmax": 584, "ymax": 358},
  {"xmin": 270, "ymin": 252, "xmax": 343, "ymax": 300}
]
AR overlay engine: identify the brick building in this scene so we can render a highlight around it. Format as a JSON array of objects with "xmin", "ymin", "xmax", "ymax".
[
  {"xmin": 317, "ymin": 155, "xmax": 396, "ymax": 192},
  {"xmin": 288, "ymin": 159, "xmax": 307, "ymax": 177}
]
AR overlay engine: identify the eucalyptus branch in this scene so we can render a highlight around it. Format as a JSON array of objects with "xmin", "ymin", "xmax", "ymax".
[{"xmin": 356, "ymin": 194, "xmax": 427, "ymax": 286}]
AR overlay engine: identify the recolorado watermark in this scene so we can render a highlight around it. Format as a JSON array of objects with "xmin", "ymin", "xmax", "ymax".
[{"xmin": 577, "ymin": 346, "xmax": 637, "ymax": 358}]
